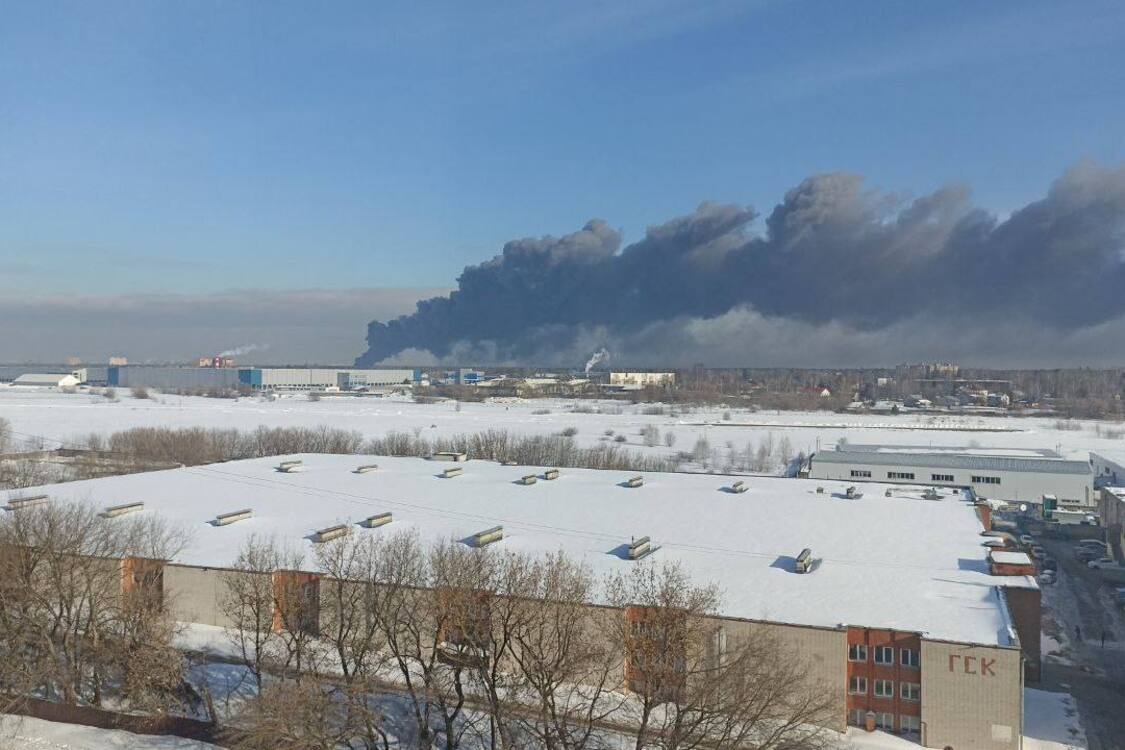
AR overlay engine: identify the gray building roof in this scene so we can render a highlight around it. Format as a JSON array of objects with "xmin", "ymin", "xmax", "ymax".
[{"xmin": 813, "ymin": 448, "xmax": 1091, "ymax": 476}]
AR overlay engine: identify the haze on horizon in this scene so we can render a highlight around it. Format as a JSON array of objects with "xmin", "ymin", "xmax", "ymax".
[{"xmin": 2, "ymin": 1, "xmax": 1124, "ymax": 367}]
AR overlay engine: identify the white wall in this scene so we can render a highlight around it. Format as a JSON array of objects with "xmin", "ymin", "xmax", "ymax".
[{"xmin": 809, "ymin": 458, "xmax": 1094, "ymax": 507}]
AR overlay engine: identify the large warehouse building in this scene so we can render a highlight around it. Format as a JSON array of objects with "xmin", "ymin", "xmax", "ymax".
[
  {"xmin": 809, "ymin": 444, "xmax": 1094, "ymax": 508},
  {"xmin": 107, "ymin": 366, "xmax": 418, "ymax": 391},
  {"xmin": 11, "ymin": 456, "xmax": 1036, "ymax": 749}
]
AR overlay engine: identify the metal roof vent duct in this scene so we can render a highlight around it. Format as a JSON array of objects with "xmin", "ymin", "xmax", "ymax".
[
  {"xmin": 103, "ymin": 502, "xmax": 144, "ymax": 518},
  {"xmin": 360, "ymin": 512, "xmax": 393, "ymax": 528},
  {"xmin": 518, "ymin": 474, "xmax": 537, "ymax": 485},
  {"xmin": 354, "ymin": 464, "xmax": 378, "ymax": 474},
  {"xmin": 473, "ymin": 525, "xmax": 504, "ymax": 547},
  {"xmin": 215, "ymin": 508, "xmax": 253, "ymax": 526},
  {"xmin": 543, "ymin": 468, "xmax": 560, "ymax": 480},
  {"xmin": 628, "ymin": 536, "xmax": 657, "ymax": 560},
  {"xmin": 795, "ymin": 547, "xmax": 814, "ymax": 573},
  {"xmin": 277, "ymin": 459, "xmax": 304, "ymax": 473},
  {"xmin": 314, "ymin": 524, "xmax": 350, "ymax": 543},
  {"xmin": 625, "ymin": 476, "xmax": 644, "ymax": 488},
  {"xmin": 5, "ymin": 494, "xmax": 48, "ymax": 511},
  {"xmin": 730, "ymin": 480, "xmax": 748, "ymax": 493},
  {"xmin": 443, "ymin": 466, "xmax": 464, "ymax": 478},
  {"xmin": 845, "ymin": 486, "xmax": 863, "ymax": 499}
]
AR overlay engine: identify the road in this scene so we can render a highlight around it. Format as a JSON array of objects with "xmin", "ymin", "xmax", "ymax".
[{"xmin": 1036, "ymin": 536, "xmax": 1125, "ymax": 750}]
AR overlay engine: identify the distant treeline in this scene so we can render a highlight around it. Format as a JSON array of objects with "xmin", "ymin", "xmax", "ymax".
[{"xmin": 75, "ymin": 425, "xmax": 676, "ymax": 474}]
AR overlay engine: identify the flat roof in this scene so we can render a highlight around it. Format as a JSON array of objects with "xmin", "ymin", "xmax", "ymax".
[
  {"xmin": 815, "ymin": 444, "xmax": 1090, "ymax": 475},
  {"xmin": 990, "ymin": 551, "xmax": 1033, "ymax": 566},
  {"xmin": 11, "ymin": 455, "xmax": 1024, "ymax": 646}
]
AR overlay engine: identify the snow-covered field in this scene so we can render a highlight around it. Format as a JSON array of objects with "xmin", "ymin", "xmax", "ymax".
[
  {"xmin": 1, "ymin": 388, "xmax": 1122, "ymax": 470},
  {"xmin": 0, "ymin": 714, "xmax": 223, "ymax": 750}
]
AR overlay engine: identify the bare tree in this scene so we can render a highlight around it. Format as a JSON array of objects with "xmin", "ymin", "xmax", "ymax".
[
  {"xmin": 607, "ymin": 562, "xmax": 833, "ymax": 750},
  {"xmin": 0, "ymin": 503, "xmax": 189, "ymax": 713},
  {"xmin": 220, "ymin": 535, "xmax": 290, "ymax": 691}
]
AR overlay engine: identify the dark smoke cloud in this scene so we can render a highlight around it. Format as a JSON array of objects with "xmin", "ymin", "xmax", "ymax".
[{"xmin": 358, "ymin": 162, "xmax": 1125, "ymax": 367}]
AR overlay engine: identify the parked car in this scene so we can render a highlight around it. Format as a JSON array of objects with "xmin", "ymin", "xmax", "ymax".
[
  {"xmin": 1077, "ymin": 546, "xmax": 1106, "ymax": 562},
  {"xmin": 1038, "ymin": 571, "xmax": 1057, "ymax": 585},
  {"xmin": 1031, "ymin": 545, "xmax": 1046, "ymax": 559},
  {"xmin": 1088, "ymin": 558, "xmax": 1117, "ymax": 570},
  {"xmin": 1077, "ymin": 540, "xmax": 1107, "ymax": 552},
  {"xmin": 1040, "ymin": 557, "xmax": 1058, "ymax": 572},
  {"xmin": 1019, "ymin": 534, "xmax": 1034, "ymax": 547}
]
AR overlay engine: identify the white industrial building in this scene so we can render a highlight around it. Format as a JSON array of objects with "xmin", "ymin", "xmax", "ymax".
[
  {"xmin": 608, "ymin": 371, "xmax": 675, "ymax": 388},
  {"xmin": 239, "ymin": 368, "xmax": 416, "ymax": 391},
  {"xmin": 11, "ymin": 456, "xmax": 1037, "ymax": 749},
  {"xmin": 10, "ymin": 373, "xmax": 81, "ymax": 389},
  {"xmin": 809, "ymin": 444, "xmax": 1094, "ymax": 508}
]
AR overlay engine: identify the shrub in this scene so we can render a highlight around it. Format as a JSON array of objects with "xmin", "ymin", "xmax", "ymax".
[
  {"xmin": 560, "ymin": 426, "xmax": 578, "ymax": 437},
  {"xmin": 131, "ymin": 386, "xmax": 150, "ymax": 400}
]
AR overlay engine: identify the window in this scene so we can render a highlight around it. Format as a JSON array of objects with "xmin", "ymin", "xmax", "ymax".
[
  {"xmin": 971, "ymin": 475, "xmax": 1001, "ymax": 485},
  {"xmin": 876, "ymin": 713, "xmax": 894, "ymax": 731},
  {"xmin": 848, "ymin": 709, "xmax": 867, "ymax": 727},
  {"xmin": 874, "ymin": 679, "xmax": 894, "ymax": 698},
  {"xmin": 901, "ymin": 649, "xmax": 920, "ymax": 668},
  {"xmin": 901, "ymin": 682, "xmax": 921, "ymax": 702},
  {"xmin": 931, "ymin": 473, "xmax": 954, "ymax": 482},
  {"xmin": 848, "ymin": 676, "xmax": 867, "ymax": 695},
  {"xmin": 850, "ymin": 470, "xmax": 872, "ymax": 478},
  {"xmin": 900, "ymin": 715, "xmax": 921, "ymax": 734},
  {"xmin": 887, "ymin": 471, "xmax": 915, "ymax": 480},
  {"xmin": 848, "ymin": 644, "xmax": 868, "ymax": 662},
  {"xmin": 874, "ymin": 646, "xmax": 894, "ymax": 665}
]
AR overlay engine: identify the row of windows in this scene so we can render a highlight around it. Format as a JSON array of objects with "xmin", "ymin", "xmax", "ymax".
[
  {"xmin": 849, "ymin": 644, "xmax": 920, "ymax": 667},
  {"xmin": 972, "ymin": 475, "xmax": 1001, "ymax": 485},
  {"xmin": 848, "ymin": 710, "xmax": 921, "ymax": 733},
  {"xmin": 848, "ymin": 677, "xmax": 922, "ymax": 700},
  {"xmin": 847, "ymin": 469, "xmax": 1003, "ymax": 485}
]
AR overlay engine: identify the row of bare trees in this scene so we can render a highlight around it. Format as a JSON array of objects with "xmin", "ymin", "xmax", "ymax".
[
  {"xmin": 0, "ymin": 503, "xmax": 190, "ymax": 715},
  {"xmin": 219, "ymin": 532, "xmax": 833, "ymax": 750},
  {"xmin": 65, "ymin": 425, "xmax": 677, "ymax": 475}
]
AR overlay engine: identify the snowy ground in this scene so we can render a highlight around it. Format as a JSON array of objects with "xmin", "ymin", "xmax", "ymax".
[
  {"xmin": 1023, "ymin": 689, "xmax": 1088, "ymax": 750},
  {"xmin": 1, "ymin": 388, "xmax": 1122, "ymax": 472},
  {"xmin": 0, "ymin": 714, "xmax": 224, "ymax": 750}
]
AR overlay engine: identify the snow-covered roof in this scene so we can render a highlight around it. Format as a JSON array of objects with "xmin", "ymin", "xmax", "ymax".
[
  {"xmin": 990, "ymin": 551, "xmax": 1033, "ymax": 566},
  {"xmin": 12, "ymin": 455, "xmax": 1024, "ymax": 647},
  {"xmin": 815, "ymin": 445, "xmax": 1090, "ymax": 475},
  {"xmin": 12, "ymin": 373, "xmax": 76, "ymax": 386}
]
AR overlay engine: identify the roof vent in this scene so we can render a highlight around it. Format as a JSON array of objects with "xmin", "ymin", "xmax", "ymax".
[
  {"xmin": 795, "ymin": 547, "xmax": 814, "ymax": 574},
  {"xmin": 543, "ymin": 468, "xmax": 560, "ymax": 481},
  {"xmin": 354, "ymin": 464, "xmax": 378, "ymax": 474},
  {"xmin": 628, "ymin": 536, "xmax": 657, "ymax": 560},
  {"xmin": 432, "ymin": 451, "xmax": 468, "ymax": 463},
  {"xmin": 443, "ymin": 466, "xmax": 464, "ymax": 478},
  {"xmin": 624, "ymin": 476, "xmax": 644, "ymax": 488},
  {"xmin": 473, "ymin": 525, "xmax": 504, "ymax": 547},
  {"xmin": 922, "ymin": 487, "xmax": 941, "ymax": 501},
  {"xmin": 885, "ymin": 488, "xmax": 893, "ymax": 497},
  {"xmin": 518, "ymin": 474, "xmax": 537, "ymax": 485},
  {"xmin": 215, "ymin": 508, "xmax": 253, "ymax": 526},
  {"xmin": 845, "ymin": 486, "xmax": 863, "ymax": 499},
  {"xmin": 816, "ymin": 486, "xmax": 825, "ymax": 494},
  {"xmin": 314, "ymin": 524, "xmax": 350, "ymax": 543},
  {"xmin": 277, "ymin": 459, "xmax": 304, "ymax": 473},
  {"xmin": 730, "ymin": 480, "xmax": 748, "ymax": 493},
  {"xmin": 103, "ymin": 501, "xmax": 144, "ymax": 518},
  {"xmin": 5, "ymin": 494, "xmax": 48, "ymax": 511},
  {"xmin": 359, "ymin": 512, "xmax": 392, "ymax": 528}
]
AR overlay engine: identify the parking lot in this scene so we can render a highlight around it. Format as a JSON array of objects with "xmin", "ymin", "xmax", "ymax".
[{"xmin": 1033, "ymin": 533, "xmax": 1125, "ymax": 750}]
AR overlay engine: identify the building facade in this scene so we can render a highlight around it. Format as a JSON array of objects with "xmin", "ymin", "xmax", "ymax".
[{"xmin": 810, "ymin": 444, "xmax": 1094, "ymax": 507}]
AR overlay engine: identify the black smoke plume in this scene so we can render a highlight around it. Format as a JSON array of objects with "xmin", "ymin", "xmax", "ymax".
[{"xmin": 357, "ymin": 162, "xmax": 1125, "ymax": 367}]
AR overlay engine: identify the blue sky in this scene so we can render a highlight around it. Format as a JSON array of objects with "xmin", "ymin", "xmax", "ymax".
[
  {"xmin": 0, "ymin": 1, "xmax": 1123, "ymax": 362},
  {"xmin": 2, "ymin": 0, "xmax": 1123, "ymax": 295}
]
